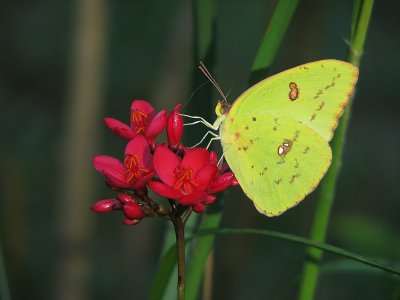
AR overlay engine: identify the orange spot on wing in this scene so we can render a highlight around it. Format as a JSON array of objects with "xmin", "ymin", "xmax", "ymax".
[{"xmin": 288, "ymin": 82, "xmax": 299, "ymax": 101}]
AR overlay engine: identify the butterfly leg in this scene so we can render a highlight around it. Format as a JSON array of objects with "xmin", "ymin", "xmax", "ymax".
[
  {"xmin": 206, "ymin": 136, "xmax": 221, "ymax": 150},
  {"xmin": 217, "ymin": 154, "xmax": 225, "ymax": 166},
  {"xmin": 180, "ymin": 114, "xmax": 219, "ymax": 130},
  {"xmin": 190, "ymin": 131, "xmax": 219, "ymax": 148}
]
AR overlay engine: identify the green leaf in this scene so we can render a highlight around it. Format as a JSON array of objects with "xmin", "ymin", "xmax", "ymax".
[{"xmin": 250, "ymin": 0, "xmax": 300, "ymax": 84}]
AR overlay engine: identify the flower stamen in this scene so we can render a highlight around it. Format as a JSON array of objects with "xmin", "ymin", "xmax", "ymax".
[
  {"xmin": 124, "ymin": 154, "xmax": 151, "ymax": 183},
  {"xmin": 173, "ymin": 167, "xmax": 199, "ymax": 194},
  {"xmin": 131, "ymin": 110, "xmax": 148, "ymax": 134}
]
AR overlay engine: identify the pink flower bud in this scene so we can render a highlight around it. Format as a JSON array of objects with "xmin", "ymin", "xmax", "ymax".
[
  {"xmin": 91, "ymin": 199, "xmax": 116, "ymax": 213},
  {"xmin": 123, "ymin": 202, "xmax": 144, "ymax": 220},
  {"xmin": 167, "ymin": 103, "xmax": 183, "ymax": 148}
]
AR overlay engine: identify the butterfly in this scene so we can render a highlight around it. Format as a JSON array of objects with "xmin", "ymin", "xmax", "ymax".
[{"xmin": 187, "ymin": 60, "xmax": 359, "ymax": 216}]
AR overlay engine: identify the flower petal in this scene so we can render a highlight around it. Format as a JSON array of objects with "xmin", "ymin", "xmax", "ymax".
[
  {"xmin": 209, "ymin": 172, "xmax": 235, "ymax": 193},
  {"xmin": 181, "ymin": 148, "xmax": 210, "ymax": 176},
  {"xmin": 179, "ymin": 191, "xmax": 207, "ymax": 206},
  {"xmin": 105, "ymin": 174, "xmax": 131, "ymax": 189},
  {"xmin": 93, "ymin": 155, "xmax": 125, "ymax": 174},
  {"xmin": 104, "ymin": 118, "xmax": 135, "ymax": 140},
  {"xmin": 209, "ymin": 151, "xmax": 218, "ymax": 163},
  {"xmin": 125, "ymin": 135, "xmax": 153, "ymax": 168},
  {"xmin": 153, "ymin": 146, "xmax": 180, "ymax": 186},
  {"xmin": 149, "ymin": 181, "xmax": 182, "ymax": 199},
  {"xmin": 93, "ymin": 155, "xmax": 131, "ymax": 188},
  {"xmin": 131, "ymin": 100, "xmax": 155, "ymax": 119},
  {"xmin": 145, "ymin": 110, "xmax": 167, "ymax": 142},
  {"xmin": 132, "ymin": 171, "xmax": 155, "ymax": 189},
  {"xmin": 195, "ymin": 163, "xmax": 218, "ymax": 190}
]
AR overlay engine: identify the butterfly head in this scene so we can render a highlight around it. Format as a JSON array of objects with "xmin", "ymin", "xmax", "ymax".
[{"xmin": 215, "ymin": 101, "xmax": 231, "ymax": 117}]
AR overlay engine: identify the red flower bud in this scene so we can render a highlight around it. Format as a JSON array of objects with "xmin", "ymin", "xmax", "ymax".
[
  {"xmin": 118, "ymin": 193, "xmax": 134, "ymax": 203},
  {"xmin": 91, "ymin": 199, "xmax": 116, "ymax": 213},
  {"xmin": 204, "ymin": 195, "xmax": 216, "ymax": 204},
  {"xmin": 123, "ymin": 202, "xmax": 144, "ymax": 220},
  {"xmin": 167, "ymin": 103, "xmax": 183, "ymax": 148},
  {"xmin": 193, "ymin": 203, "xmax": 205, "ymax": 213},
  {"xmin": 123, "ymin": 219, "xmax": 141, "ymax": 225}
]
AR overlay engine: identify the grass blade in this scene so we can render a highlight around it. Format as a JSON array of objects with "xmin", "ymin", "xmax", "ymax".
[
  {"xmin": 194, "ymin": 228, "xmax": 400, "ymax": 277},
  {"xmin": 298, "ymin": 1, "xmax": 375, "ymax": 299},
  {"xmin": 250, "ymin": 0, "xmax": 300, "ymax": 83}
]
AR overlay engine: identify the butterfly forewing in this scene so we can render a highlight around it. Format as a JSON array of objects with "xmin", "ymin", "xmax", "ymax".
[{"xmin": 227, "ymin": 60, "xmax": 358, "ymax": 142}]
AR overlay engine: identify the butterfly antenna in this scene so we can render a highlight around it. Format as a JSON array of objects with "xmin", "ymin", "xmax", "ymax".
[
  {"xmin": 199, "ymin": 62, "xmax": 228, "ymax": 105},
  {"xmin": 180, "ymin": 81, "xmax": 209, "ymax": 110},
  {"xmin": 225, "ymin": 81, "xmax": 236, "ymax": 99}
]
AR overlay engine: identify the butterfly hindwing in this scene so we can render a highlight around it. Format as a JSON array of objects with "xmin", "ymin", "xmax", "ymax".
[{"xmin": 220, "ymin": 113, "xmax": 332, "ymax": 216}]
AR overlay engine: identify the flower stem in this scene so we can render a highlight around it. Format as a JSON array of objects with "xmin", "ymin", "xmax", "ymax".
[{"xmin": 173, "ymin": 216, "xmax": 186, "ymax": 300}]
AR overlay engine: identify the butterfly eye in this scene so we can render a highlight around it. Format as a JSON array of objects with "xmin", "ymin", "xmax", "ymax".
[
  {"xmin": 219, "ymin": 103, "xmax": 226, "ymax": 114},
  {"xmin": 215, "ymin": 101, "xmax": 230, "ymax": 116}
]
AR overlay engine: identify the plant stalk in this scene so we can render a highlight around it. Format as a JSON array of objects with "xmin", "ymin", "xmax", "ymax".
[
  {"xmin": 298, "ymin": 1, "xmax": 374, "ymax": 299},
  {"xmin": 173, "ymin": 217, "xmax": 186, "ymax": 300}
]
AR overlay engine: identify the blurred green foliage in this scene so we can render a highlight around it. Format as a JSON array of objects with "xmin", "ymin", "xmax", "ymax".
[{"xmin": 0, "ymin": 0, "xmax": 399, "ymax": 299}]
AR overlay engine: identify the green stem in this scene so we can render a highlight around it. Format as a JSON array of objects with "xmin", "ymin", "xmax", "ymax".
[
  {"xmin": 298, "ymin": 1, "xmax": 374, "ymax": 299},
  {"xmin": 173, "ymin": 217, "xmax": 186, "ymax": 300}
]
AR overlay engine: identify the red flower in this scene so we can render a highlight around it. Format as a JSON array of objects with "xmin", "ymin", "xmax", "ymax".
[
  {"xmin": 167, "ymin": 103, "xmax": 183, "ymax": 148},
  {"xmin": 104, "ymin": 100, "xmax": 167, "ymax": 143},
  {"xmin": 149, "ymin": 146, "xmax": 218, "ymax": 208},
  {"xmin": 93, "ymin": 135, "xmax": 155, "ymax": 189}
]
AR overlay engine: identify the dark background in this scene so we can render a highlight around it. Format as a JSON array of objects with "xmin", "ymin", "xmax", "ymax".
[{"xmin": 1, "ymin": 0, "xmax": 399, "ymax": 299}]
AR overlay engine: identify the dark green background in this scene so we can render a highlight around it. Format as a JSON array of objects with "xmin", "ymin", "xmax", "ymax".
[{"xmin": 1, "ymin": 0, "xmax": 399, "ymax": 299}]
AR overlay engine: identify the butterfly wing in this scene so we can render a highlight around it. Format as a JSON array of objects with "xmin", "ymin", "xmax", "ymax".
[
  {"xmin": 220, "ymin": 114, "xmax": 331, "ymax": 216},
  {"xmin": 228, "ymin": 60, "xmax": 358, "ymax": 142}
]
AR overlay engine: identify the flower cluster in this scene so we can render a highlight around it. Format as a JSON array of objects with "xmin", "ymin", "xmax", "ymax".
[{"xmin": 91, "ymin": 100, "xmax": 237, "ymax": 224}]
